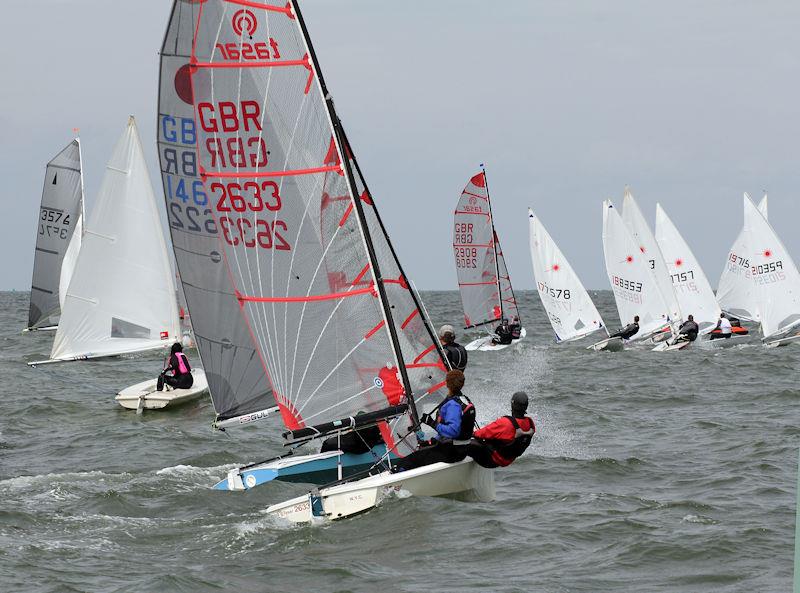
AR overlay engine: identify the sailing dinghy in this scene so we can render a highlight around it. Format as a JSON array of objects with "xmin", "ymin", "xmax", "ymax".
[
  {"xmin": 115, "ymin": 369, "xmax": 208, "ymax": 413},
  {"xmin": 528, "ymin": 208, "xmax": 608, "ymax": 344},
  {"xmin": 453, "ymin": 170, "xmax": 525, "ymax": 351},
  {"xmin": 591, "ymin": 200, "xmax": 672, "ymax": 351},
  {"xmin": 25, "ymin": 139, "xmax": 85, "ymax": 332},
  {"xmin": 739, "ymin": 196, "xmax": 800, "ymax": 347},
  {"xmin": 159, "ymin": 0, "xmax": 493, "ymax": 514},
  {"xmin": 716, "ymin": 193, "xmax": 769, "ymax": 324},
  {"xmin": 28, "ymin": 118, "xmax": 181, "ymax": 365}
]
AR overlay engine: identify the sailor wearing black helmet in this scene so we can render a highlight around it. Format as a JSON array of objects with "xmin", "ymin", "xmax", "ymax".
[
  {"xmin": 439, "ymin": 324, "xmax": 468, "ymax": 371},
  {"xmin": 156, "ymin": 342, "xmax": 193, "ymax": 391},
  {"xmin": 463, "ymin": 391, "xmax": 535, "ymax": 468}
]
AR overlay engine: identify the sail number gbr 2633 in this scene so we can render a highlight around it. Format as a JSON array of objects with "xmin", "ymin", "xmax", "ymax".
[{"xmin": 211, "ymin": 181, "xmax": 289, "ymax": 251}]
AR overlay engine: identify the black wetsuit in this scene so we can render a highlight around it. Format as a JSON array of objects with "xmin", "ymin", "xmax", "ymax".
[
  {"xmin": 159, "ymin": 353, "xmax": 193, "ymax": 390},
  {"xmin": 509, "ymin": 324, "xmax": 522, "ymax": 340},
  {"xmin": 610, "ymin": 322, "xmax": 639, "ymax": 340},
  {"xmin": 677, "ymin": 320, "xmax": 699, "ymax": 342},
  {"xmin": 493, "ymin": 324, "xmax": 513, "ymax": 345},
  {"xmin": 443, "ymin": 342, "xmax": 468, "ymax": 371}
]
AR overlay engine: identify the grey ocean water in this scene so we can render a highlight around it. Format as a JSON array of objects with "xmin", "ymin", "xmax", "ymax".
[{"xmin": 1, "ymin": 289, "xmax": 798, "ymax": 593}]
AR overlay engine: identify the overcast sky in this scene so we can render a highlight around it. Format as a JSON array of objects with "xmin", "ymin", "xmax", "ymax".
[{"xmin": 2, "ymin": 0, "xmax": 798, "ymax": 291}]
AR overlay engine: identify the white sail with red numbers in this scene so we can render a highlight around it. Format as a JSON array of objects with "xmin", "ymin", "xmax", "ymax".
[
  {"xmin": 453, "ymin": 171, "xmax": 520, "ymax": 329},
  {"xmin": 528, "ymin": 209, "xmax": 605, "ymax": 342},
  {"xmin": 158, "ymin": 0, "xmax": 448, "ymax": 454},
  {"xmin": 603, "ymin": 200, "xmax": 671, "ymax": 339},
  {"xmin": 654, "ymin": 204, "xmax": 721, "ymax": 334}
]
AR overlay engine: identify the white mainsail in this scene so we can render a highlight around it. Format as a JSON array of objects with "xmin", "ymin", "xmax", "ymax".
[
  {"xmin": 33, "ymin": 117, "xmax": 181, "ymax": 364},
  {"xmin": 654, "ymin": 204, "xmax": 721, "ymax": 333},
  {"xmin": 603, "ymin": 200, "xmax": 671, "ymax": 339},
  {"xmin": 621, "ymin": 188, "xmax": 682, "ymax": 325},
  {"xmin": 743, "ymin": 196, "xmax": 800, "ymax": 340},
  {"xmin": 717, "ymin": 193, "xmax": 764, "ymax": 321},
  {"xmin": 528, "ymin": 208, "xmax": 605, "ymax": 342},
  {"xmin": 27, "ymin": 139, "xmax": 85, "ymax": 330}
]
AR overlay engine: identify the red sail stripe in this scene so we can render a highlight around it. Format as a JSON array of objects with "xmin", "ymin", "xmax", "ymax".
[
  {"xmin": 413, "ymin": 344, "xmax": 436, "ymax": 364},
  {"xmin": 351, "ymin": 265, "xmax": 371, "ymax": 287},
  {"xmin": 426, "ymin": 380, "xmax": 447, "ymax": 394},
  {"xmin": 454, "ymin": 210, "xmax": 490, "ymax": 216},
  {"xmin": 400, "ymin": 309, "xmax": 419, "ymax": 329},
  {"xmin": 224, "ymin": 0, "xmax": 293, "ymax": 15},
  {"xmin": 338, "ymin": 203, "xmax": 354, "ymax": 227},
  {"xmin": 237, "ymin": 286, "xmax": 374, "ymax": 303},
  {"xmin": 452, "ymin": 243, "xmax": 492, "ymax": 248},
  {"xmin": 200, "ymin": 165, "xmax": 341, "ymax": 179},
  {"xmin": 364, "ymin": 321, "xmax": 385, "ymax": 340},
  {"xmin": 458, "ymin": 281, "xmax": 497, "ymax": 286},
  {"xmin": 461, "ymin": 190, "xmax": 488, "ymax": 201}
]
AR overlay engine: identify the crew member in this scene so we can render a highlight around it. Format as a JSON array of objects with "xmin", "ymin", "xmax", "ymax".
[
  {"xmin": 463, "ymin": 391, "xmax": 535, "ymax": 468},
  {"xmin": 492, "ymin": 319, "xmax": 514, "ymax": 345},
  {"xmin": 392, "ymin": 370, "xmax": 471, "ymax": 472},
  {"xmin": 508, "ymin": 316, "xmax": 522, "ymax": 340},
  {"xmin": 609, "ymin": 315, "xmax": 640, "ymax": 340},
  {"xmin": 157, "ymin": 342, "xmax": 193, "ymax": 391},
  {"xmin": 675, "ymin": 315, "xmax": 699, "ymax": 342},
  {"xmin": 710, "ymin": 313, "xmax": 733, "ymax": 340},
  {"xmin": 439, "ymin": 324, "xmax": 468, "ymax": 371}
]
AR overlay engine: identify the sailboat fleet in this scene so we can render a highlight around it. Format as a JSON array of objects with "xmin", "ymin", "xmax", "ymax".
[{"xmin": 20, "ymin": 0, "xmax": 800, "ymax": 525}]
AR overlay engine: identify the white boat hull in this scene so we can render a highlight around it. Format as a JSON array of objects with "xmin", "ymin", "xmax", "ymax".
[
  {"xmin": 267, "ymin": 459, "xmax": 495, "ymax": 524},
  {"xmin": 115, "ymin": 369, "xmax": 208, "ymax": 410},
  {"xmin": 465, "ymin": 327, "xmax": 526, "ymax": 351}
]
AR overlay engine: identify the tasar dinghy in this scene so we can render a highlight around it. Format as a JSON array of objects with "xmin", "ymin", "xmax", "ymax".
[
  {"xmin": 158, "ymin": 0, "xmax": 493, "ymax": 514},
  {"xmin": 453, "ymin": 169, "xmax": 525, "ymax": 352}
]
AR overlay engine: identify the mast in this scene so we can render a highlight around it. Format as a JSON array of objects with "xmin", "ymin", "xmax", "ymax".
[
  {"xmin": 481, "ymin": 165, "xmax": 504, "ymax": 321},
  {"xmin": 291, "ymin": 0, "xmax": 421, "ymax": 429}
]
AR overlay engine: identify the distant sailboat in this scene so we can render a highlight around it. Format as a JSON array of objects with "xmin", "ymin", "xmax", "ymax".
[
  {"xmin": 25, "ymin": 139, "xmax": 85, "ymax": 332},
  {"xmin": 453, "ymin": 169, "xmax": 525, "ymax": 351},
  {"xmin": 29, "ymin": 117, "xmax": 181, "ymax": 365},
  {"xmin": 601, "ymin": 200, "xmax": 671, "ymax": 345},
  {"xmin": 621, "ymin": 188, "xmax": 682, "ymax": 327},
  {"xmin": 528, "ymin": 208, "xmax": 606, "ymax": 343},
  {"xmin": 717, "ymin": 192, "xmax": 769, "ymax": 322},
  {"xmin": 654, "ymin": 203, "xmax": 721, "ymax": 334}
]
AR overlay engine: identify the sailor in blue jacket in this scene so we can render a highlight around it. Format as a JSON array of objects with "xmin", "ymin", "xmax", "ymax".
[{"xmin": 392, "ymin": 370, "xmax": 469, "ymax": 472}]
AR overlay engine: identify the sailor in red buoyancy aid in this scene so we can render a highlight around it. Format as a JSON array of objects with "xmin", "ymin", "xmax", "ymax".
[
  {"xmin": 464, "ymin": 391, "xmax": 535, "ymax": 468},
  {"xmin": 157, "ymin": 343, "xmax": 194, "ymax": 391}
]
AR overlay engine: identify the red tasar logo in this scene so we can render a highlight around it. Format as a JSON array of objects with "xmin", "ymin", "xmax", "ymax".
[
  {"xmin": 232, "ymin": 9, "xmax": 258, "ymax": 37},
  {"xmin": 160, "ymin": 331, "xmax": 169, "ymax": 340}
]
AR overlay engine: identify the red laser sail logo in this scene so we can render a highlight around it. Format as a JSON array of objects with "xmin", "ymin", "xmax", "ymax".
[{"xmin": 232, "ymin": 9, "xmax": 258, "ymax": 37}]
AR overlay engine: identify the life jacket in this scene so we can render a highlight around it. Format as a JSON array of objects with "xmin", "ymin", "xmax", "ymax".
[
  {"xmin": 443, "ymin": 342, "xmax": 468, "ymax": 371},
  {"xmin": 493, "ymin": 416, "xmax": 534, "ymax": 461},
  {"xmin": 436, "ymin": 393, "xmax": 476, "ymax": 440},
  {"xmin": 174, "ymin": 352, "xmax": 190, "ymax": 375}
]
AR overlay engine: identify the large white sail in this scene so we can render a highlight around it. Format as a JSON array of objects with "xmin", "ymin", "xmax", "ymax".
[
  {"xmin": 654, "ymin": 204, "xmax": 721, "ymax": 333},
  {"xmin": 159, "ymin": 0, "xmax": 449, "ymax": 454},
  {"xmin": 453, "ymin": 170, "xmax": 520, "ymax": 329},
  {"xmin": 603, "ymin": 200, "xmax": 671, "ymax": 339},
  {"xmin": 717, "ymin": 193, "xmax": 763, "ymax": 321},
  {"xmin": 743, "ymin": 197, "xmax": 800, "ymax": 339},
  {"xmin": 528, "ymin": 208, "xmax": 605, "ymax": 341},
  {"xmin": 27, "ymin": 140, "xmax": 85, "ymax": 330},
  {"xmin": 621, "ymin": 188, "xmax": 682, "ymax": 325},
  {"xmin": 41, "ymin": 117, "xmax": 181, "ymax": 363}
]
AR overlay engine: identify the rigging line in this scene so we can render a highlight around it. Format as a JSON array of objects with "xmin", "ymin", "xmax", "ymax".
[
  {"xmin": 295, "ymin": 335, "xmax": 367, "ymax": 414},
  {"xmin": 300, "ymin": 382, "xmax": 379, "ymax": 424}
]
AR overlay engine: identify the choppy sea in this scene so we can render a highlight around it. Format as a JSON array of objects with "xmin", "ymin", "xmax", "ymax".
[{"xmin": 1, "ymin": 289, "xmax": 798, "ymax": 593}]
